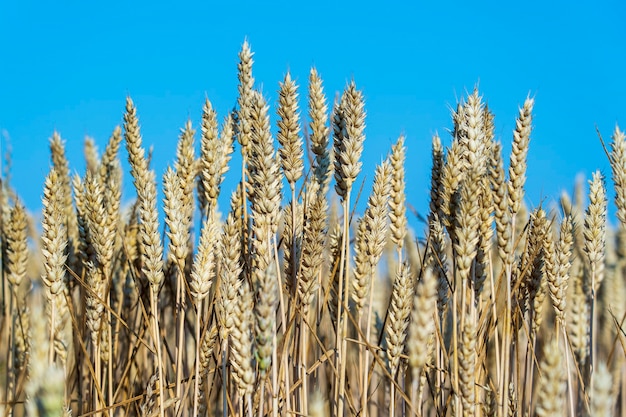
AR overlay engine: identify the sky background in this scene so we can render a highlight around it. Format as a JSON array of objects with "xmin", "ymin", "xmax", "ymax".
[{"xmin": 1, "ymin": 0, "xmax": 625, "ymax": 231}]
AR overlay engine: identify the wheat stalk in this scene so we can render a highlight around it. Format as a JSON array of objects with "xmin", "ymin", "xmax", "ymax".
[
  {"xmin": 584, "ymin": 170, "xmax": 607, "ymax": 382},
  {"xmin": 384, "ymin": 262, "xmax": 413, "ymax": 417},
  {"xmin": 535, "ymin": 339, "xmax": 565, "ymax": 417},
  {"xmin": 41, "ymin": 167, "xmax": 69, "ymax": 365},
  {"xmin": 123, "ymin": 97, "xmax": 166, "ymax": 417}
]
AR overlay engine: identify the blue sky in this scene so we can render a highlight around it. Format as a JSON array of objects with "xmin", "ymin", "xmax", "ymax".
[{"xmin": 1, "ymin": 0, "xmax": 625, "ymax": 229}]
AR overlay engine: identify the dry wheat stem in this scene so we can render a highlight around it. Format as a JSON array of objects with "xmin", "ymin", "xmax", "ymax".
[{"xmin": 123, "ymin": 97, "xmax": 166, "ymax": 417}]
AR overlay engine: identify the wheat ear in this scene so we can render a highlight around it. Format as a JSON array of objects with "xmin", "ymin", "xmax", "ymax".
[
  {"xmin": 200, "ymin": 99, "xmax": 235, "ymax": 215},
  {"xmin": 389, "ymin": 135, "xmax": 407, "ymax": 254},
  {"xmin": 5, "ymin": 200, "xmax": 28, "ymax": 405},
  {"xmin": 5, "ymin": 201, "xmax": 28, "ymax": 288},
  {"xmin": 41, "ymin": 167, "xmax": 69, "ymax": 365},
  {"xmin": 408, "ymin": 267, "xmax": 437, "ymax": 409},
  {"xmin": 230, "ymin": 280, "xmax": 255, "ymax": 412},
  {"xmin": 123, "ymin": 97, "xmax": 166, "ymax": 417},
  {"xmin": 84, "ymin": 136, "xmax": 100, "ymax": 176},
  {"xmin": 49, "ymin": 133, "xmax": 79, "ymax": 273},
  {"xmin": 609, "ymin": 126, "xmax": 626, "ymax": 227},
  {"xmin": 591, "ymin": 362, "xmax": 614, "ymax": 417},
  {"xmin": 299, "ymin": 180, "xmax": 327, "ymax": 314},
  {"xmin": 308, "ymin": 68, "xmax": 332, "ymax": 194},
  {"xmin": 507, "ymin": 96, "xmax": 534, "ymax": 218},
  {"xmin": 428, "ymin": 134, "xmax": 445, "ymax": 222},
  {"xmin": 549, "ymin": 216, "xmax": 573, "ymax": 326},
  {"xmin": 384, "ymin": 262, "xmax": 414, "ymax": 417},
  {"xmin": 277, "ymin": 71, "xmax": 304, "ymax": 186},
  {"xmin": 535, "ymin": 339, "xmax": 565, "ymax": 417},
  {"xmin": 190, "ymin": 210, "xmax": 218, "ymax": 416}
]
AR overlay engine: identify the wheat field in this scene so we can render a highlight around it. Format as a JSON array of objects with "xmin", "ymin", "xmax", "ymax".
[{"xmin": 0, "ymin": 41, "xmax": 625, "ymax": 417}]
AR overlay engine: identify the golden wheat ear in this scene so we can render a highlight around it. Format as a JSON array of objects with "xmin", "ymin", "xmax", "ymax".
[
  {"xmin": 308, "ymin": 67, "xmax": 332, "ymax": 194},
  {"xmin": 277, "ymin": 71, "xmax": 304, "ymax": 187}
]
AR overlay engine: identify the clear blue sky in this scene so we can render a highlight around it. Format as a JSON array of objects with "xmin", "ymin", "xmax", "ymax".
[{"xmin": 1, "ymin": 0, "xmax": 625, "ymax": 229}]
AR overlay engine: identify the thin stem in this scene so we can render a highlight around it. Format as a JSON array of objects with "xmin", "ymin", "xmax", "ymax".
[
  {"xmin": 362, "ymin": 272, "xmax": 376, "ymax": 417},
  {"xmin": 6, "ymin": 290, "xmax": 15, "ymax": 409},
  {"xmin": 150, "ymin": 289, "xmax": 166, "ymax": 417},
  {"xmin": 273, "ymin": 330, "xmax": 279, "ymax": 417},
  {"xmin": 451, "ymin": 268, "xmax": 460, "ymax": 417},
  {"xmin": 258, "ymin": 382, "xmax": 266, "ymax": 417},
  {"xmin": 175, "ymin": 264, "xmax": 186, "ymax": 412},
  {"xmin": 94, "ymin": 339, "xmax": 101, "ymax": 416},
  {"xmin": 390, "ymin": 380, "xmax": 396, "ymax": 417},
  {"xmin": 500, "ymin": 215, "xmax": 516, "ymax": 417},
  {"xmin": 300, "ymin": 315, "xmax": 309, "ymax": 414},
  {"xmin": 193, "ymin": 299, "xmax": 203, "ymax": 417},
  {"xmin": 487, "ymin": 253, "xmax": 501, "ymax": 386},
  {"xmin": 337, "ymin": 190, "xmax": 351, "ymax": 417},
  {"xmin": 562, "ymin": 325, "xmax": 576, "ymax": 417},
  {"xmin": 107, "ymin": 298, "xmax": 113, "ymax": 412},
  {"xmin": 49, "ymin": 300, "xmax": 56, "ymax": 365},
  {"xmin": 222, "ymin": 340, "xmax": 228, "ymax": 417}
]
